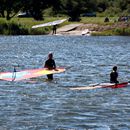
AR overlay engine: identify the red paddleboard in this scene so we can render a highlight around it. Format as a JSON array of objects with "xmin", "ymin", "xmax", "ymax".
[
  {"xmin": 102, "ymin": 82, "xmax": 128, "ymax": 88},
  {"xmin": 70, "ymin": 82, "xmax": 128, "ymax": 90},
  {"xmin": 0, "ymin": 67, "xmax": 65, "ymax": 81}
]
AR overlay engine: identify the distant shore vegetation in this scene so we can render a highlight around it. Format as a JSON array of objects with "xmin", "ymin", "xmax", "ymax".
[
  {"xmin": 0, "ymin": 0, "xmax": 130, "ymax": 35},
  {"xmin": 0, "ymin": 17, "xmax": 130, "ymax": 36}
]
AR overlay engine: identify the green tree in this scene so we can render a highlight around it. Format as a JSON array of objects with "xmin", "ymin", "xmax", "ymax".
[
  {"xmin": 97, "ymin": 0, "xmax": 109, "ymax": 12},
  {"xmin": 0, "ymin": 0, "xmax": 5, "ymax": 17},
  {"xmin": 63, "ymin": 0, "xmax": 97, "ymax": 21},
  {"xmin": 22, "ymin": 0, "xmax": 50, "ymax": 20},
  {"xmin": 48, "ymin": 0, "xmax": 63, "ymax": 15},
  {"xmin": 0, "ymin": 0, "xmax": 22, "ymax": 20},
  {"xmin": 65, "ymin": 0, "xmax": 81, "ymax": 21},
  {"xmin": 116, "ymin": 0, "xmax": 128, "ymax": 10}
]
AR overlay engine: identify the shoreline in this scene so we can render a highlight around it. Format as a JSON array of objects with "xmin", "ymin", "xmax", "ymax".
[
  {"xmin": 55, "ymin": 22, "xmax": 130, "ymax": 36},
  {"xmin": 0, "ymin": 17, "xmax": 130, "ymax": 36}
]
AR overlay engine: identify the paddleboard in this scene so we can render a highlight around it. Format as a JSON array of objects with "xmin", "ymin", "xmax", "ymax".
[
  {"xmin": 70, "ymin": 82, "xmax": 128, "ymax": 90},
  {"xmin": 0, "ymin": 67, "xmax": 65, "ymax": 81}
]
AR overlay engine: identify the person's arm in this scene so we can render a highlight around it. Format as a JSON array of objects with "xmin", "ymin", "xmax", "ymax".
[
  {"xmin": 53, "ymin": 60, "xmax": 58, "ymax": 71},
  {"xmin": 44, "ymin": 60, "xmax": 48, "ymax": 68},
  {"xmin": 116, "ymin": 72, "xmax": 118, "ymax": 78},
  {"xmin": 53, "ymin": 60, "xmax": 56, "ymax": 69}
]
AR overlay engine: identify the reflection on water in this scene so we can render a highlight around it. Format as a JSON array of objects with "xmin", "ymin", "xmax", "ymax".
[{"xmin": 0, "ymin": 36, "xmax": 130, "ymax": 130}]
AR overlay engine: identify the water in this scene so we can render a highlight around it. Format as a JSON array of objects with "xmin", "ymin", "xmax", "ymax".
[{"xmin": 0, "ymin": 35, "xmax": 130, "ymax": 130}]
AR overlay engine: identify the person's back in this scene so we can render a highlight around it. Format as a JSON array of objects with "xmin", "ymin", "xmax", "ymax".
[
  {"xmin": 44, "ymin": 58, "xmax": 56, "ymax": 70},
  {"xmin": 44, "ymin": 53, "xmax": 56, "ymax": 80},
  {"xmin": 110, "ymin": 66, "xmax": 119, "ymax": 83}
]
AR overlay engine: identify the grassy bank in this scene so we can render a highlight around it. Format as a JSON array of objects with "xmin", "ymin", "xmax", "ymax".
[
  {"xmin": 92, "ymin": 28, "xmax": 130, "ymax": 36},
  {"xmin": 0, "ymin": 17, "xmax": 130, "ymax": 35},
  {"xmin": 0, "ymin": 18, "xmax": 54, "ymax": 35},
  {"xmin": 81, "ymin": 17, "xmax": 130, "ymax": 36},
  {"xmin": 0, "ymin": 17, "xmax": 66, "ymax": 35}
]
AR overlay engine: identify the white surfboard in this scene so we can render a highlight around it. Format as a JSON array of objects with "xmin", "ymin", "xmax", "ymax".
[{"xmin": 32, "ymin": 19, "xmax": 67, "ymax": 29}]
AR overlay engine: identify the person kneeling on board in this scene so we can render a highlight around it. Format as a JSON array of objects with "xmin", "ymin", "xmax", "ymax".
[
  {"xmin": 110, "ymin": 66, "xmax": 119, "ymax": 83},
  {"xmin": 44, "ymin": 53, "xmax": 56, "ymax": 80}
]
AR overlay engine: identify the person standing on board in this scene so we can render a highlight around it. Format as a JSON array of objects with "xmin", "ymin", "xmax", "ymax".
[
  {"xmin": 110, "ymin": 66, "xmax": 119, "ymax": 83},
  {"xmin": 44, "ymin": 53, "xmax": 56, "ymax": 80}
]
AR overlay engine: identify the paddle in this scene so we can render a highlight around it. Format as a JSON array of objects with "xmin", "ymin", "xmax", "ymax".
[
  {"xmin": 12, "ymin": 66, "xmax": 17, "ymax": 81},
  {"xmin": 128, "ymin": 81, "xmax": 130, "ymax": 85}
]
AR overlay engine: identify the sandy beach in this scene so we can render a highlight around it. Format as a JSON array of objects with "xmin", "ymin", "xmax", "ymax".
[{"xmin": 55, "ymin": 22, "xmax": 130, "ymax": 36}]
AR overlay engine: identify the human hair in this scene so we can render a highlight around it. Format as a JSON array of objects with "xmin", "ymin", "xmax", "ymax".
[{"xmin": 113, "ymin": 66, "xmax": 117, "ymax": 71}]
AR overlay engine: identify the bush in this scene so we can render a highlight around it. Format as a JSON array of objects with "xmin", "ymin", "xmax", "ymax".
[
  {"xmin": 8, "ymin": 22, "xmax": 29, "ymax": 35},
  {"xmin": 0, "ymin": 21, "xmax": 29, "ymax": 35},
  {"xmin": 104, "ymin": 7, "xmax": 122, "ymax": 17},
  {"xmin": 0, "ymin": 19, "xmax": 53, "ymax": 35},
  {"xmin": 113, "ymin": 28, "xmax": 130, "ymax": 35},
  {"xmin": 30, "ymin": 27, "xmax": 51, "ymax": 35}
]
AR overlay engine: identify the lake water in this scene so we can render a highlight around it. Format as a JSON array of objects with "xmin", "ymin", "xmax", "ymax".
[{"xmin": 0, "ymin": 35, "xmax": 130, "ymax": 130}]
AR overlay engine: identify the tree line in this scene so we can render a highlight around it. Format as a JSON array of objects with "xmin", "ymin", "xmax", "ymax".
[{"xmin": 0, "ymin": 0, "xmax": 130, "ymax": 21}]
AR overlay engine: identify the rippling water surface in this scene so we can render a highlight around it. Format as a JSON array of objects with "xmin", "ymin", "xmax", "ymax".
[{"xmin": 0, "ymin": 36, "xmax": 130, "ymax": 130}]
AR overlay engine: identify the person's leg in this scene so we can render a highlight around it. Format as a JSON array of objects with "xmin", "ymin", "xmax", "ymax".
[{"xmin": 47, "ymin": 74, "xmax": 53, "ymax": 80}]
